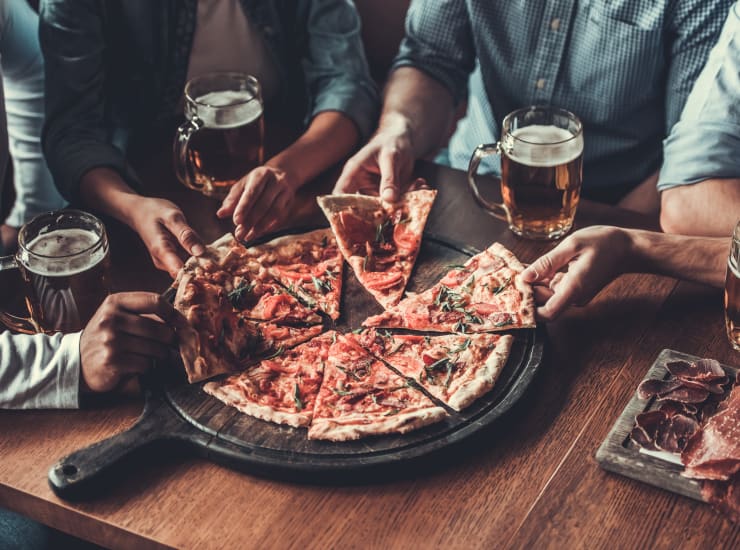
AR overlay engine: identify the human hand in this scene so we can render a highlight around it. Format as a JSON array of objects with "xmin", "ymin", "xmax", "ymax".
[
  {"xmin": 128, "ymin": 197, "xmax": 205, "ymax": 277},
  {"xmin": 217, "ymin": 165, "xmax": 298, "ymax": 242},
  {"xmin": 521, "ymin": 226, "xmax": 635, "ymax": 321},
  {"xmin": 333, "ymin": 127, "xmax": 415, "ymax": 202},
  {"xmin": 79, "ymin": 292, "xmax": 181, "ymax": 393}
]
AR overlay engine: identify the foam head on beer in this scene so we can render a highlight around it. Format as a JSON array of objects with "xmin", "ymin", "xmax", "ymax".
[
  {"xmin": 194, "ymin": 90, "xmax": 263, "ymax": 129},
  {"xmin": 23, "ymin": 228, "xmax": 107, "ymax": 276},
  {"xmin": 504, "ymin": 125, "xmax": 583, "ymax": 167}
]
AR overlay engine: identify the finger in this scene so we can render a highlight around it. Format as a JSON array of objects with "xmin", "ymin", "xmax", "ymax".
[
  {"xmin": 115, "ymin": 311, "xmax": 177, "ymax": 345},
  {"xmin": 378, "ymin": 147, "xmax": 401, "ymax": 202},
  {"xmin": 334, "ymin": 152, "xmax": 371, "ymax": 195},
  {"xmin": 241, "ymin": 185, "xmax": 283, "ymax": 240},
  {"xmin": 536, "ymin": 264, "xmax": 591, "ymax": 321},
  {"xmin": 247, "ymin": 189, "xmax": 291, "ymax": 240},
  {"xmin": 233, "ymin": 169, "xmax": 270, "ymax": 227},
  {"xmin": 109, "ymin": 292, "xmax": 180, "ymax": 326},
  {"xmin": 110, "ymin": 332, "xmax": 172, "ymax": 361},
  {"xmin": 532, "ymin": 285, "xmax": 554, "ymax": 306},
  {"xmin": 162, "ymin": 210, "xmax": 205, "ymax": 256},
  {"xmin": 521, "ymin": 239, "xmax": 580, "ymax": 283},
  {"xmin": 151, "ymin": 237, "xmax": 185, "ymax": 277},
  {"xmin": 407, "ymin": 177, "xmax": 430, "ymax": 192},
  {"xmin": 217, "ymin": 179, "xmax": 245, "ymax": 218}
]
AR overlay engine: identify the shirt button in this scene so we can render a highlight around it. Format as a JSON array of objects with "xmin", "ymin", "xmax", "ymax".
[
  {"xmin": 536, "ymin": 78, "xmax": 546, "ymax": 90},
  {"xmin": 550, "ymin": 18, "xmax": 561, "ymax": 31}
]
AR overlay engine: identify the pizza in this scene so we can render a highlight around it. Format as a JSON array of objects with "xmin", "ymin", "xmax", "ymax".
[
  {"xmin": 203, "ymin": 332, "xmax": 336, "ymax": 427},
  {"xmin": 363, "ymin": 242, "xmax": 535, "ymax": 333},
  {"xmin": 358, "ymin": 329, "xmax": 514, "ymax": 411},
  {"xmin": 240, "ymin": 228, "xmax": 344, "ymax": 320},
  {"xmin": 317, "ymin": 189, "xmax": 436, "ymax": 308},
  {"xmin": 307, "ymin": 333, "xmax": 448, "ymax": 441}
]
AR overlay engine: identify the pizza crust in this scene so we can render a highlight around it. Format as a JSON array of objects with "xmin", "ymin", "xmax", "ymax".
[
  {"xmin": 307, "ymin": 406, "xmax": 447, "ymax": 441},
  {"xmin": 203, "ymin": 382, "xmax": 312, "ymax": 428}
]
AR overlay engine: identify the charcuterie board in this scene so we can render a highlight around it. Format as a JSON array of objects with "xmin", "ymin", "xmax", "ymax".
[
  {"xmin": 49, "ymin": 231, "xmax": 545, "ymax": 500},
  {"xmin": 596, "ymin": 348, "xmax": 738, "ymax": 501}
]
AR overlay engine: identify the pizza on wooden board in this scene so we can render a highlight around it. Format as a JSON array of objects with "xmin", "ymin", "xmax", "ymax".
[
  {"xmin": 308, "ymin": 333, "xmax": 448, "ymax": 441},
  {"xmin": 203, "ymin": 331, "xmax": 336, "ymax": 427},
  {"xmin": 358, "ymin": 329, "xmax": 514, "ymax": 411},
  {"xmin": 317, "ymin": 189, "xmax": 436, "ymax": 308},
  {"xmin": 364, "ymin": 242, "xmax": 535, "ymax": 333}
]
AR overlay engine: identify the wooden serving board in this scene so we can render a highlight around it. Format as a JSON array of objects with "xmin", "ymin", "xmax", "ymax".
[
  {"xmin": 49, "ymin": 232, "xmax": 545, "ymax": 500},
  {"xmin": 596, "ymin": 349, "xmax": 738, "ymax": 502}
]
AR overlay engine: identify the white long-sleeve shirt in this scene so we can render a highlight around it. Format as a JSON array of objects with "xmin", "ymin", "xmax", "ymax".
[{"xmin": 0, "ymin": 331, "xmax": 80, "ymax": 409}]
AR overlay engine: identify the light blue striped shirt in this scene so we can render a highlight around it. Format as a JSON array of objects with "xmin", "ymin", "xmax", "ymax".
[
  {"xmin": 658, "ymin": 3, "xmax": 740, "ymax": 191},
  {"xmin": 393, "ymin": 0, "xmax": 732, "ymax": 196}
]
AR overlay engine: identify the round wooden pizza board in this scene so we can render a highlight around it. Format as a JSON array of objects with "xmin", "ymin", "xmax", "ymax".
[{"xmin": 49, "ymin": 233, "xmax": 545, "ymax": 500}]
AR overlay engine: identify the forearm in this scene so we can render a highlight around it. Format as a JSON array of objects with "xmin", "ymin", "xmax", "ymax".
[
  {"xmin": 80, "ymin": 167, "xmax": 142, "ymax": 227},
  {"xmin": 627, "ymin": 228, "xmax": 729, "ymax": 288},
  {"xmin": 380, "ymin": 67, "xmax": 456, "ymax": 159},
  {"xmin": 660, "ymin": 179, "xmax": 740, "ymax": 237},
  {"xmin": 267, "ymin": 111, "xmax": 359, "ymax": 188}
]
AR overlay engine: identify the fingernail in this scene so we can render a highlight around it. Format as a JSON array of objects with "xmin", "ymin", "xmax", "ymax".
[
  {"xmin": 381, "ymin": 188, "xmax": 395, "ymax": 201},
  {"xmin": 192, "ymin": 244, "xmax": 205, "ymax": 255}
]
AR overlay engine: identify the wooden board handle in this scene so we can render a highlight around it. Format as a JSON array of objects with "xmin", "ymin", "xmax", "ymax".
[{"xmin": 48, "ymin": 396, "xmax": 207, "ymax": 500}]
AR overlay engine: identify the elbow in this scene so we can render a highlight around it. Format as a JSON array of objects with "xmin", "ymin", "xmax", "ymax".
[{"xmin": 659, "ymin": 187, "xmax": 696, "ymax": 236}]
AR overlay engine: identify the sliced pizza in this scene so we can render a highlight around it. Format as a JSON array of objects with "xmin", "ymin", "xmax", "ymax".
[
  {"xmin": 363, "ymin": 242, "xmax": 535, "ymax": 333},
  {"xmin": 203, "ymin": 332, "xmax": 336, "ymax": 427},
  {"xmin": 308, "ymin": 333, "xmax": 447, "ymax": 441},
  {"xmin": 242, "ymin": 228, "xmax": 344, "ymax": 320},
  {"xmin": 317, "ymin": 189, "xmax": 436, "ymax": 309},
  {"xmin": 359, "ymin": 330, "xmax": 513, "ymax": 411}
]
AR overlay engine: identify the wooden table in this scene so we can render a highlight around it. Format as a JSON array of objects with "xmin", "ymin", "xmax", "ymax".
[{"xmin": 1, "ymin": 152, "xmax": 738, "ymax": 549}]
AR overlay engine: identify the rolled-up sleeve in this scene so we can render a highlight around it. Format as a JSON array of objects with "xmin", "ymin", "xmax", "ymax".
[
  {"xmin": 0, "ymin": 331, "xmax": 81, "ymax": 409},
  {"xmin": 39, "ymin": 0, "xmax": 134, "ymax": 203},
  {"xmin": 391, "ymin": 0, "xmax": 476, "ymax": 105},
  {"xmin": 658, "ymin": 3, "xmax": 740, "ymax": 191},
  {"xmin": 302, "ymin": 0, "xmax": 379, "ymax": 141}
]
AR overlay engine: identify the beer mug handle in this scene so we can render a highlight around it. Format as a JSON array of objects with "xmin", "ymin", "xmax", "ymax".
[
  {"xmin": 173, "ymin": 116, "xmax": 205, "ymax": 192},
  {"xmin": 467, "ymin": 143, "xmax": 509, "ymax": 221},
  {"xmin": 0, "ymin": 255, "xmax": 42, "ymax": 334}
]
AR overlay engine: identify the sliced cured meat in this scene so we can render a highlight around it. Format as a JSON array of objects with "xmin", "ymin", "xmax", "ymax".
[
  {"xmin": 656, "ymin": 414, "xmax": 700, "ymax": 454},
  {"xmin": 701, "ymin": 478, "xmax": 740, "ymax": 523},
  {"xmin": 665, "ymin": 359, "xmax": 726, "ymax": 382},
  {"xmin": 656, "ymin": 386, "xmax": 711, "ymax": 404},
  {"xmin": 318, "ymin": 189, "xmax": 436, "ymax": 308},
  {"xmin": 682, "ymin": 386, "xmax": 740, "ymax": 480},
  {"xmin": 631, "ymin": 410, "xmax": 667, "ymax": 451},
  {"xmin": 364, "ymin": 242, "xmax": 535, "ymax": 333},
  {"xmin": 637, "ymin": 378, "xmax": 683, "ymax": 400}
]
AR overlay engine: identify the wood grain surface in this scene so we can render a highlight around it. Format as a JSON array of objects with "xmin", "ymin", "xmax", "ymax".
[{"xmin": 1, "ymin": 151, "xmax": 738, "ymax": 549}]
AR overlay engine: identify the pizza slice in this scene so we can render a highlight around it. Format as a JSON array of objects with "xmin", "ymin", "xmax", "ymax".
[
  {"xmin": 317, "ymin": 189, "xmax": 436, "ymax": 309},
  {"xmin": 308, "ymin": 333, "xmax": 447, "ymax": 441},
  {"xmin": 358, "ymin": 330, "xmax": 513, "ymax": 411},
  {"xmin": 363, "ymin": 242, "xmax": 535, "ymax": 333},
  {"xmin": 242, "ymin": 229, "xmax": 344, "ymax": 320},
  {"xmin": 203, "ymin": 332, "xmax": 336, "ymax": 427},
  {"xmin": 174, "ymin": 271, "xmax": 323, "ymax": 383}
]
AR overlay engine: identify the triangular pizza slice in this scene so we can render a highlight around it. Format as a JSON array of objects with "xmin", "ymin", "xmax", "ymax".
[
  {"xmin": 308, "ymin": 333, "xmax": 447, "ymax": 441},
  {"xmin": 363, "ymin": 242, "xmax": 535, "ymax": 333},
  {"xmin": 358, "ymin": 330, "xmax": 513, "ymax": 411},
  {"xmin": 317, "ymin": 189, "xmax": 436, "ymax": 309},
  {"xmin": 203, "ymin": 331, "xmax": 336, "ymax": 427}
]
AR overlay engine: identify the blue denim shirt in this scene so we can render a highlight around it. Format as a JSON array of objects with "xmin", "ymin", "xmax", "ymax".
[
  {"xmin": 40, "ymin": 0, "xmax": 379, "ymax": 202},
  {"xmin": 394, "ymin": 0, "xmax": 732, "ymax": 196},
  {"xmin": 659, "ymin": 3, "xmax": 740, "ymax": 191}
]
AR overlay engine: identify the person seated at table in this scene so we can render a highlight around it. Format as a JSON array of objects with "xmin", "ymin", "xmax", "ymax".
[
  {"xmin": 39, "ymin": 0, "xmax": 379, "ymax": 277},
  {"xmin": 0, "ymin": 0, "xmax": 66, "ymax": 254},
  {"xmin": 658, "ymin": 2, "xmax": 740, "ymax": 238},
  {"xmin": 521, "ymin": 226, "xmax": 730, "ymax": 321},
  {"xmin": 334, "ymin": 0, "xmax": 732, "ymax": 213}
]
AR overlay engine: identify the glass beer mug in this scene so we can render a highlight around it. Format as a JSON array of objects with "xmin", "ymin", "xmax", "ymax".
[
  {"xmin": 174, "ymin": 72, "xmax": 265, "ymax": 199},
  {"xmin": 725, "ymin": 221, "xmax": 740, "ymax": 351},
  {"xmin": 0, "ymin": 210, "xmax": 112, "ymax": 333},
  {"xmin": 467, "ymin": 106, "xmax": 584, "ymax": 240}
]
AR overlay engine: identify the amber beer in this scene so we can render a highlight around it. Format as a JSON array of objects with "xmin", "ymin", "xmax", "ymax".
[
  {"xmin": 0, "ymin": 210, "xmax": 112, "ymax": 333},
  {"xmin": 175, "ymin": 73, "xmax": 264, "ymax": 198},
  {"xmin": 188, "ymin": 90, "xmax": 264, "ymax": 194},
  {"xmin": 725, "ymin": 222, "xmax": 740, "ymax": 351},
  {"xmin": 501, "ymin": 125, "xmax": 583, "ymax": 239},
  {"xmin": 468, "ymin": 106, "xmax": 584, "ymax": 240}
]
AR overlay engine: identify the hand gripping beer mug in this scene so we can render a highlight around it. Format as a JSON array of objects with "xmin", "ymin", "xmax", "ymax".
[
  {"xmin": 0, "ymin": 210, "xmax": 112, "ymax": 333},
  {"xmin": 725, "ymin": 221, "xmax": 740, "ymax": 351},
  {"xmin": 467, "ymin": 106, "xmax": 584, "ymax": 240},
  {"xmin": 174, "ymin": 72, "xmax": 265, "ymax": 199}
]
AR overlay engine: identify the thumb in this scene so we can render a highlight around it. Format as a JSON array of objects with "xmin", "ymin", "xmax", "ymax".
[
  {"xmin": 521, "ymin": 239, "xmax": 579, "ymax": 283},
  {"xmin": 378, "ymin": 147, "xmax": 401, "ymax": 202}
]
